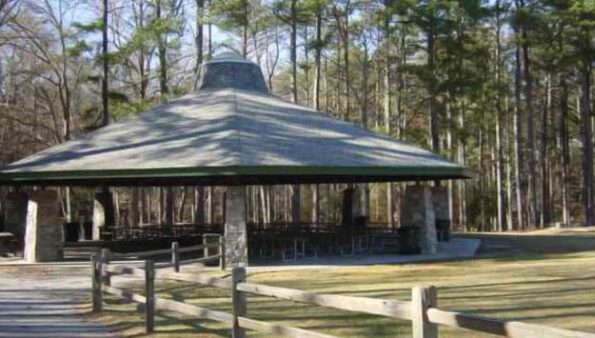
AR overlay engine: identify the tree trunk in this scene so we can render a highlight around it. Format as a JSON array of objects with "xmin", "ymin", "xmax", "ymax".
[
  {"xmin": 207, "ymin": 187, "xmax": 213, "ymax": 223},
  {"xmin": 207, "ymin": 0, "xmax": 212, "ymax": 56},
  {"xmin": 580, "ymin": 64, "xmax": 594, "ymax": 225},
  {"xmin": 384, "ymin": 41, "xmax": 391, "ymax": 134},
  {"xmin": 284, "ymin": 0, "xmax": 300, "ymax": 224},
  {"xmin": 522, "ymin": 27, "xmax": 536, "ymax": 227},
  {"xmin": 195, "ymin": 187, "xmax": 205, "ymax": 223},
  {"xmin": 387, "ymin": 183, "xmax": 393, "ymax": 227},
  {"xmin": 540, "ymin": 74, "xmax": 551, "ymax": 226},
  {"xmin": 495, "ymin": 0, "xmax": 506, "ymax": 231},
  {"xmin": 157, "ymin": 187, "xmax": 163, "ymax": 225},
  {"xmin": 137, "ymin": 0, "xmax": 148, "ymax": 100},
  {"xmin": 383, "ymin": 3, "xmax": 392, "ymax": 228},
  {"xmin": 130, "ymin": 188, "xmax": 140, "ymax": 227},
  {"xmin": 505, "ymin": 95, "xmax": 514, "ymax": 231},
  {"xmin": 458, "ymin": 99, "xmax": 468, "ymax": 231},
  {"xmin": 342, "ymin": 4, "xmax": 350, "ymax": 121},
  {"xmin": 314, "ymin": 5, "xmax": 322, "ymax": 111},
  {"xmin": 427, "ymin": 15, "xmax": 439, "ymax": 154},
  {"xmin": 177, "ymin": 187, "xmax": 187, "ymax": 223},
  {"xmin": 312, "ymin": 185, "xmax": 319, "ymax": 224},
  {"xmin": 303, "ymin": 26, "xmax": 310, "ymax": 107},
  {"xmin": 165, "ymin": 187, "xmax": 175, "ymax": 225},
  {"xmin": 141, "ymin": 188, "xmax": 148, "ymax": 224},
  {"xmin": 290, "ymin": 0, "xmax": 297, "ymax": 104},
  {"xmin": 156, "ymin": 0, "xmax": 169, "ymax": 96},
  {"xmin": 242, "ymin": 2, "xmax": 248, "ymax": 57},
  {"xmin": 102, "ymin": 0, "xmax": 109, "ymax": 126},
  {"xmin": 194, "ymin": 0, "xmax": 204, "ymax": 89},
  {"xmin": 513, "ymin": 38, "xmax": 524, "ymax": 230},
  {"xmin": 560, "ymin": 75, "xmax": 570, "ymax": 225}
]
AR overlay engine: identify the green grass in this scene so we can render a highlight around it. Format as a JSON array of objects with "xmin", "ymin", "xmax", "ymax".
[{"xmin": 97, "ymin": 228, "xmax": 595, "ymax": 337}]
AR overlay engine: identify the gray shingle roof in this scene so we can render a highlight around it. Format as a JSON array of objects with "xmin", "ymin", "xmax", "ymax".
[{"xmin": 0, "ymin": 54, "xmax": 472, "ymax": 186}]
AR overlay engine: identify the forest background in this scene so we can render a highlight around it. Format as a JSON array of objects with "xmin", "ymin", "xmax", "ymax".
[{"xmin": 0, "ymin": 0, "xmax": 594, "ymax": 232}]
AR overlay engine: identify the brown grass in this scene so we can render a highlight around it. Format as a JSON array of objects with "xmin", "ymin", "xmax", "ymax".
[{"xmin": 96, "ymin": 227, "xmax": 595, "ymax": 337}]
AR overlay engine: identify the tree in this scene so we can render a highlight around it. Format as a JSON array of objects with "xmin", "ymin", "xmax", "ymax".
[
  {"xmin": 212, "ymin": 0, "xmax": 253, "ymax": 57},
  {"xmin": 102, "ymin": 0, "xmax": 109, "ymax": 126}
]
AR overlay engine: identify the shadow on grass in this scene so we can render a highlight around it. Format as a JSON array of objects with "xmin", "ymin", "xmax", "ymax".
[
  {"xmin": 103, "ymin": 297, "xmax": 231, "ymax": 337},
  {"xmin": 441, "ymin": 274, "xmax": 595, "ymax": 292}
]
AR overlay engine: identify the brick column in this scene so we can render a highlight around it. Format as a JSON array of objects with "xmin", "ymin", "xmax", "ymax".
[
  {"xmin": 24, "ymin": 190, "xmax": 62, "ymax": 262},
  {"xmin": 400, "ymin": 185, "xmax": 437, "ymax": 254},
  {"xmin": 224, "ymin": 186, "xmax": 248, "ymax": 267}
]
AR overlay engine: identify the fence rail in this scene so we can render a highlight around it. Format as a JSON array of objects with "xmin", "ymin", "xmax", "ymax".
[
  {"xmin": 91, "ymin": 255, "xmax": 595, "ymax": 338},
  {"xmin": 105, "ymin": 233, "xmax": 225, "ymax": 272}
]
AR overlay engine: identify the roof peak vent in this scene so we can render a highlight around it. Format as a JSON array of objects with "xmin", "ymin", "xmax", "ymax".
[{"xmin": 197, "ymin": 51, "xmax": 269, "ymax": 93}]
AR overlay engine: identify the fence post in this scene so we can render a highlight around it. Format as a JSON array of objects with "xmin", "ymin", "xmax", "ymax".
[
  {"xmin": 91, "ymin": 254, "xmax": 102, "ymax": 312},
  {"xmin": 202, "ymin": 234, "xmax": 209, "ymax": 258},
  {"xmin": 100, "ymin": 248, "xmax": 111, "ymax": 286},
  {"xmin": 231, "ymin": 267, "xmax": 247, "ymax": 338},
  {"xmin": 219, "ymin": 236, "xmax": 226, "ymax": 270},
  {"xmin": 145, "ymin": 260, "xmax": 155, "ymax": 334},
  {"xmin": 171, "ymin": 242, "xmax": 180, "ymax": 272},
  {"xmin": 412, "ymin": 286, "xmax": 438, "ymax": 338}
]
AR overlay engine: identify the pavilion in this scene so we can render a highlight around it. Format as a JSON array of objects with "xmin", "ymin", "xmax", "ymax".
[{"xmin": 0, "ymin": 52, "xmax": 472, "ymax": 265}]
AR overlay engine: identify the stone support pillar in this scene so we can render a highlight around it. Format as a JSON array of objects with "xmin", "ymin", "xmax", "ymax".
[
  {"xmin": 224, "ymin": 186, "xmax": 248, "ymax": 267},
  {"xmin": 93, "ymin": 191, "xmax": 115, "ymax": 240},
  {"xmin": 24, "ymin": 190, "xmax": 62, "ymax": 262},
  {"xmin": 4, "ymin": 192, "xmax": 28, "ymax": 242},
  {"xmin": 400, "ymin": 185, "xmax": 437, "ymax": 254}
]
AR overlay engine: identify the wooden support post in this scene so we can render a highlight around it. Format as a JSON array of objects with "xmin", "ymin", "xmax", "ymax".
[
  {"xmin": 91, "ymin": 254, "xmax": 102, "ymax": 312},
  {"xmin": 231, "ymin": 267, "xmax": 247, "ymax": 338},
  {"xmin": 412, "ymin": 286, "xmax": 438, "ymax": 338},
  {"xmin": 219, "ymin": 236, "xmax": 226, "ymax": 270},
  {"xmin": 145, "ymin": 260, "xmax": 155, "ymax": 334},
  {"xmin": 100, "ymin": 248, "xmax": 111, "ymax": 286},
  {"xmin": 172, "ymin": 242, "xmax": 180, "ymax": 273}
]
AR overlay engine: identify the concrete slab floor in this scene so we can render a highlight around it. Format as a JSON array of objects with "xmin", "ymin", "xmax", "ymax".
[
  {"xmin": 248, "ymin": 237, "xmax": 481, "ymax": 272},
  {"xmin": 0, "ymin": 237, "xmax": 481, "ymax": 269}
]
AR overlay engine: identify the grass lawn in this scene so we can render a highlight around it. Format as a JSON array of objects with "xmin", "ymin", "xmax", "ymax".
[{"xmin": 97, "ymin": 228, "xmax": 595, "ymax": 337}]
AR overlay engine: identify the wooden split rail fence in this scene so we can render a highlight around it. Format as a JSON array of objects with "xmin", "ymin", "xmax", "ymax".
[
  {"xmin": 103, "ymin": 233, "xmax": 225, "ymax": 272},
  {"xmin": 91, "ymin": 254, "xmax": 595, "ymax": 337}
]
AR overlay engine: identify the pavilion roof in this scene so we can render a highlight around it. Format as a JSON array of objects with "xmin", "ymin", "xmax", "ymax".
[{"xmin": 0, "ymin": 53, "xmax": 473, "ymax": 186}]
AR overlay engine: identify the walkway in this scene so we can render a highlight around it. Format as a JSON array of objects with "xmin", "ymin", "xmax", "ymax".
[{"xmin": 0, "ymin": 266, "xmax": 118, "ymax": 338}]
